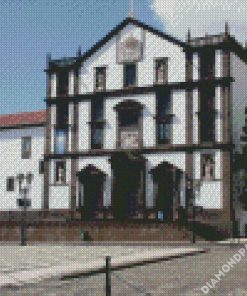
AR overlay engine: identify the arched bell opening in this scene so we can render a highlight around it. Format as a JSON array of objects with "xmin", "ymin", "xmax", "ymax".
[{"xmin": 77, "ymin": 165, "xmax": 106, "ymax": 220}]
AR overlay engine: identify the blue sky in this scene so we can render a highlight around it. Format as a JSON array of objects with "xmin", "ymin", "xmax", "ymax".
[{"xmin": 0, "ymin": 0, "xmax": 163, "ymax": 114}]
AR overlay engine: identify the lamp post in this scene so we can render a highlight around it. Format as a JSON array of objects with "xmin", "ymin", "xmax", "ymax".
[{"xmin": 17, "ymin": 173, "xmax": 32, "ymax": 246}]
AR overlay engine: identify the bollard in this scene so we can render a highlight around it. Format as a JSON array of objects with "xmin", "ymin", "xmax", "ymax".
[{"xmin": 106, "ymin": 256, "xmax": 111, "ymax": 296}]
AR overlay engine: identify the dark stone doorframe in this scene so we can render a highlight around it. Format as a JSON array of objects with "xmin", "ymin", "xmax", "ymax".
[
  {"xmin": 150, "ymin": 161, "xmax": 184, "ymax": 221},
  {"xmin": 109, "ymin": 151, "xmax": 146, "ymax": 220},
  {"xmin": 77, "ymin": 165, "xmax": 106, "ymax": 220}
]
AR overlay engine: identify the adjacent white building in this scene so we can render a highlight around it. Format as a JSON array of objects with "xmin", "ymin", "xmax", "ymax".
[{"xmin": 0, "ymin": 111, "xmax": 45, "ymax": 211}]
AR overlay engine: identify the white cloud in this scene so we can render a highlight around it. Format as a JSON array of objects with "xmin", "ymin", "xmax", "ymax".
[{"xmin": 150, "ymin": 0, "xmax": 247, "ymax": 42}]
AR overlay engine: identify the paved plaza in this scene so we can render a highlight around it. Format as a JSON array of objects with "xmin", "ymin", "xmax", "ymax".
[
  {"xmin": 0, "ymin": 245, "xmax": 246, "ymax": 295},
  {"xmin": 0, "ymin": 245, "xmax": 204, "ymax": 288}
]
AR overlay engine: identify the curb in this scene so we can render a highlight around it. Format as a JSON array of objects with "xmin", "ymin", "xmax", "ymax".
[{"xmin": 61, "ymin": 248, "xmax": 208, "ymax": 279}]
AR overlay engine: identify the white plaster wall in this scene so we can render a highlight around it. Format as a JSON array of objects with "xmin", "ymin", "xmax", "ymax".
[
  {"xmin": 215, "ymin": 86, "xmax": 223, "ymax": 142},
  {"xmin": 49, "ymin": 186, "xmax": 70, "ymax": 209},
  {"xmin": 68, "ymin": 103, "xmax": 74, "ymax": 152},
  {"xmin": 215, "ymin": 50, "xmax": 223, "ymax": 78},
  {"xmin": 231, "ymin": 53, "xmax": 247, "ymax": 153},
  {"xmin": 50, "ymin": 105, "xmax": 56, "ymax": 153},
  {"xmin": 192, "ymin": 89, "xmax": 199, "ymax": 144},
  {"xmin": 193, "ymin": 150, "xmax": 223, "ymax": 209},
  {"xmin": 0, "ymin": 127, "xmax": 45, "ymax": 210},
  {"xmin": 196, "ymin": 181, "xmax": 222, "ymax": 209},
  {"xmin": 68, "ymin": 71, "xmax": 74, "ymax": 96},
  {"xmin": 79, "ymin": 24, "xmax": 185, "ymax": 94},
  {"xmin": 105, "ymin": 94, "xmax": 156, "ymax": 149},
  {"xmin": 78, "ymin": 100, "xmax": 90, "ymax": 151},
  {"xmin": 172, "ymin": 90, "xmax": 186, "ymax": 144},
  {"xmin": 193, "ymin": 53, "xmax": 199, "ymax": 81},
  {"xmin": 51, "ymin": 74, "xmax": 57, "ymax": 98},
  {"xmin": 78, "ymin": 156, "xmax": 111, "ymax": 176},
  {"xmin": 49, "ymin": 158, "xmax": 71, "ymax": 209},
  {"xmin": 139, "ymin": 31, "xmax": 185, "ymax": 85}
]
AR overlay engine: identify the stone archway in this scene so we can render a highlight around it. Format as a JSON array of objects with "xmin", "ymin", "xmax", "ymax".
[
  {"xmin": 150, "ymin": 161, "xmax": 184, "ymax": 222},
  {"xmin": 77, "ymin": 165, "xmax": 106, "ymax": 220},
  {"xmin": 110, "ymin": 151, "xmax": 146, "ymax": 220}
]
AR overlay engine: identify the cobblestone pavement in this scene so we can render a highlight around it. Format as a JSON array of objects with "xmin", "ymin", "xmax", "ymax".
[
  {"xmin": 0, "ymin": 245, "xmax": 174, "ymax": 274},
  {"xmin": 0, "ymin": 245, "xmax": 247, "ymax": 295}
]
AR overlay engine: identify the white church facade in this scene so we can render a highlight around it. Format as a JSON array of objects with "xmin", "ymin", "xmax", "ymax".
[{"xmin": 1, "ymin": 17, "xmax": 247, "ymax": 237}]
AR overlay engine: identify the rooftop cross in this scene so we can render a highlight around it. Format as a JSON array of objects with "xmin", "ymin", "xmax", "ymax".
[{"xmin": 129, "ymin": 0, "xmax": 134, "ymax": 18}]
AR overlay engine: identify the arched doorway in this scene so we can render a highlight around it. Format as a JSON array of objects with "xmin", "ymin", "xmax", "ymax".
[
  {"xmin": 77, "ymin": 165, "xmax": 105, "ymax": 220},
  {"xmin": 110, "ymin": 151, "xmax": 146, "ymax": 220},
  {"xmin": 150, "ymin": 162, "xmax": 183, "ymax": 222}
]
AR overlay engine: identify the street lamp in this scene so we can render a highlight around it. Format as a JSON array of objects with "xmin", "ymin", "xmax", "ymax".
[{"xmin": 17, "ymin": 173, "xmax": 32, "ymax": 246}]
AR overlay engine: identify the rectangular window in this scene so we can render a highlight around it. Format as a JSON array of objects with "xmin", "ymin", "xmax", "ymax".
[
  {"xmin": 57, "ymin": 71, "xmax": 69, "ymax": 97},
  {"xmin": 124, "ymin": 63, "xmax": 137, "ymax": 87},
  {"xmin": 92, "ymin": 99, "xmax": 104, "ymax": 122},
  {"xmin": 21, "ymin": 137, "xmax": 32, "ymax": 159},
  {"xmin": 199, "ymin": 86, "xmax": 215, "ymax": 143},
  {"xmin": 156, "ymin": 91, "xmax": 172, "ymax": 144},
  {"xmin": 201, "ymin": 154, "xmax": 215, "ymax": 180},
  {"xmin": 39, "ymin": 160, "xmax": 44, "ymax": 174},
  {"xmin": 56, "ymin": 103, "xmax": 69, "ymax": 127},
  {"xmin": 55, "ymin": 161, "xmax": 66, "ymax": 184},
  {"xmin": 91, "ymin": 128, "xmax": 104, "ymax": 149},
  {"xmin": 6, "ymin": 177, "xmax": 15, "ymax": 192},
  {"xmin": 55, "ymin": 129, "xmax": 67, "ymax": 154},
  {"xmin": 155, "ymin": 58, "xmax": 168, "ymax": 84},
  {"xmin": 95, "ymin": 67, "xmax": 106, "ymax": 91},
  {"xmin": 91, "ymin": 99, "xmax": 104, "ymax": 149},
  {"xmin": 200, "ymin": 49, "xmax": 215, "ymax": 80}
]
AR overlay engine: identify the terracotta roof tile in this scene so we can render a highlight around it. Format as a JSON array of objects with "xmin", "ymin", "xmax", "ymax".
[{"xmin": 0, "ymin": 110, "xmax": 46, "ymax": 128}]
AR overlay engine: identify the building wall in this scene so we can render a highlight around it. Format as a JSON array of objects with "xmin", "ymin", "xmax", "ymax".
[
  {"xmin": 77, "ymin": 156, "xmax": 112, "ymax": 207},
  {"xmin": 48, "ymin": 159, "xmax": 72, "ymax": 209},
  {"xmin": 192, "ymin": 86, "xmax": 224, "ymax": 145},
  {"xmin": 77, "ymin": 90, "xmax": 186, "ymax": 151},
  {"xmin": 0, "ymin": 127, "xmax": 44, "ymax": 210},
  {"xmin": 104, "ymin": 94, "xmax": 156, "ymax": 149},
  {"xmin": 78, "ymin": 24, "xmax": 185, "ymax": 95},
  {"xmin": 193, "ymin": 150, "xmax": 223, "ymax": 209},
  {"xmin": 231, "ymin": 53, "xmax": 247, "ymax": 153},
  {"xmin": 231, "ymin": 53, "xmax": 247, "ymax": 235}
]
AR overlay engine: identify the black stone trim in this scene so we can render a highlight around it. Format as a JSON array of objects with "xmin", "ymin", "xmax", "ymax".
[
  {"xmin": 44, "ymin": 143, "xmax": 232, "ymax": 160},
  {"xmin": 45, "ymin": 17, "xmax": 187, "ymax": 73},
  {"xmin": 185, "ymin": 36, "xmax": 247, "ymax": 64},
  {"xmin": 45, "ymin": 77, "xmax": 233, "ymax": 104}
]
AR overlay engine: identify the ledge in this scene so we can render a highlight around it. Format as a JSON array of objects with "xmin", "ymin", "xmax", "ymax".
[
  {"xmin": 45, "ymin": 77, "xmax": 234, "ymax": 104},
  {"xmin": 44, "ymin": 143, "xmax": 233, "ymax": 159}
]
